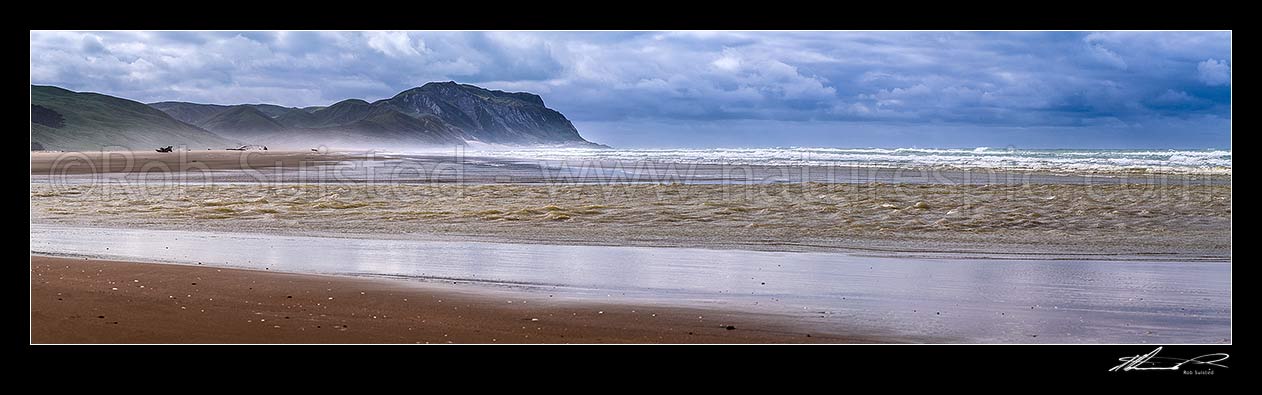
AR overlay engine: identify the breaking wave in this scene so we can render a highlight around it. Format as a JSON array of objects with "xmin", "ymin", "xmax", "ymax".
[{"xmin": 465, "ymin": 147, "xmax": 1231, "ymax": 175}]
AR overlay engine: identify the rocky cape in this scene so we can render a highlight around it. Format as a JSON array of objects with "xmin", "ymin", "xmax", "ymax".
[{"xmin": 32, "ymin": 82, "xmax": 604, "ymax": 151}]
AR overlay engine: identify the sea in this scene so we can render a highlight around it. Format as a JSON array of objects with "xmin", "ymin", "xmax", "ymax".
[{"xmin": 455, "ymin": 147, "xmax": 1232, "ymax": 175}]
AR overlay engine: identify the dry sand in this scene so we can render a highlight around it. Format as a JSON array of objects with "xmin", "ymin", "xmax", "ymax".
[{"xmin": 30, "ymin": 256, "xmax": 893, "ymax": 344}]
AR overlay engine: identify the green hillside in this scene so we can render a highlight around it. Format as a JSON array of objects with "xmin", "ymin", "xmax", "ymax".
[
  {"xmin": 31, "ymin": 86, "xmax": 237, "ymax": 151},
  {"xmin": 198, "ymin": 106, "xmax": 287, "ymax": 138},
  {"xmin": 147, "ymin": 101, "xmax": 232, "ymax": 125}
]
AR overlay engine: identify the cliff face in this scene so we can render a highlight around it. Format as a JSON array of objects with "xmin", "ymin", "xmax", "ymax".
[{"xmin": 380, "ymin": 82, "xmax": 591, "ymax": 145}]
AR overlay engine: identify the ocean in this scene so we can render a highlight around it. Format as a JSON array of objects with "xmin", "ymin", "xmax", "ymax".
[{"xmin": 458, "ymin": 147, "xmax": 1232, "ymax": 175}]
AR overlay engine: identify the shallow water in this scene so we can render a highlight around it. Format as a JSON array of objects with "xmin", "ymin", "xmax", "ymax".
[{"xmin": 30, "ymin": 224, "xmax": 1230, "ymax": 344}]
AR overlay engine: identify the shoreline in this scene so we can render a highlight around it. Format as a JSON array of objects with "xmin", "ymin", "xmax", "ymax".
[
  {"xmin": 30, "ymin": 255, "xmax": 900, "ymax": 344},
  {"xmin": 31, "ymin": 149, "xmax": 1232, "ymax": 181}
]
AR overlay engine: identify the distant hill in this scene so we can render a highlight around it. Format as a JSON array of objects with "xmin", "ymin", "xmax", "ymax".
[
  {"xmin": 147, "ymin": 102, "xmax": 233, "ymax": 125},
  {"xmin": 33, "ymin": 82, "xmax": 603, "ymax": 151},
  {"xmin": 148, "ymin": 102, "xmax": 309, "ymax": 127},
  {"xmin": 198, "ymin": 106, "xmax": 288, "ymax": 138},
  {"xmin": 146, "ymin": 97, "xmax": 469, "ymax": 147},
  {"xmin": 309, "ymin": 99, "xmax": 375, "ymax": 127},
  {"xmin": 155, "ymin": 82, "xmax": 604, "ymax": 148},
  {"xmin": 31, "ymin": 86, "xmax": 237, "ymax": 151},
  {"xmin": 248, "ymin": 104, "xmax": 300, "ymax": 118},
  {"xmin": 273, "ymin": 109, "xmax": 317, "ymax": 128}
]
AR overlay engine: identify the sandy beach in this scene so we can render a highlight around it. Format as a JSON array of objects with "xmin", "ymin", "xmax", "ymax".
[
  {"xmin": 30, "ymin": 255, "xmax": 879, "ymax": 344},
  {"xmin": 29, "ymin": 150, "xmax": 1232, "ymax": 343}
]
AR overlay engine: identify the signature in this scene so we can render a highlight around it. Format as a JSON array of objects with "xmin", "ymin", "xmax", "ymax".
[{"xmin": 1109, "ymin": 347, "xmax": 1229, "ymax": 372}]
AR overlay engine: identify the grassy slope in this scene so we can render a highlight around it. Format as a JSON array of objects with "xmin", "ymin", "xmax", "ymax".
[
  {"xmin": 198, "ymin": 106, "xmax": 287, "ymax": 138},
  {"xmin": 32, "ymin": 86, "xmax": 237, "ymax": 151},
  {"xmin": 147, "ymin": 102, "xmax": 232, "ymax": 125}
]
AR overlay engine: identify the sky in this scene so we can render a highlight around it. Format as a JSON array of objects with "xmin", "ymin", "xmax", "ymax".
[{"xmin": 30, "ymin": 31, "xmax": 1231, "ymax": 149}]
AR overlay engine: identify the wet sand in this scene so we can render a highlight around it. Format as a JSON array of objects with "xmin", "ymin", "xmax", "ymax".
[
  {"xmin": 32, "ymin": 224, "xmax": 1231, "ymax": 343},
  {"xmin": 30, "ymin": 256, "xmax": 886, "ymax": 344},
  {"xmin": 31, "ymin": 182, "xmax": 1232, "ymax": 259}
]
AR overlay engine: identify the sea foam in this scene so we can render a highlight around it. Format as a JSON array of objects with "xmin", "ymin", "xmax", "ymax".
[{"xmin": 464, "ymin": 147, "xmax": 1232, "ymax": 175}]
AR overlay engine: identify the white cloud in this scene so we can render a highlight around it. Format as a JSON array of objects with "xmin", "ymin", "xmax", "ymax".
[
  {"xmin": 1197, "ymin": 59, "xmax": 1231, "ymax": 86},
  {"xmin": 711, "ymin": 54, "xmax": 740, "ymax": 71},
  {"xmin": 1084, "ymin": 34, "xmax": 1128, "ymax": 70},
  {"xmin": 365, "ymin": 31, "xmax": 425, "ymax": 58}
]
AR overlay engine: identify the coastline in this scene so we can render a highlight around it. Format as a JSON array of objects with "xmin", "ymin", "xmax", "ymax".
[
  {"xmin": 31, "ymin": 149, "xmax": 1232, "ymax": 183},
  {"xmin": 31, "ymin": 255, "xmax": 891, "ymax": 344}
]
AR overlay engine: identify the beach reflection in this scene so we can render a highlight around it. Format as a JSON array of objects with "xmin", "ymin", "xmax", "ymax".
[{"xmin": 31, "ymin": 224, "xmax": 1230, "ymax": 344}]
